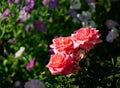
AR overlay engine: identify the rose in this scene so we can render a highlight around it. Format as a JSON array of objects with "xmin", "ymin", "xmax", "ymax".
[
  {"xmin": 50, "ymin": 36, "xmax": 74, "ymax": 54},
  {"xmin": 71, "ymin": 27, "xmax": 102, "ymax": 50},
  {"xmin": 46, "ymin": 53, "xmax": 75, "ymax": 75},
  {"xmin": 70, "ymin": 48, "xmax": 85, "ymax": 62},
  {"xmin": 69, "ymin": 49, "xmax": 85, "ymax": 72}
]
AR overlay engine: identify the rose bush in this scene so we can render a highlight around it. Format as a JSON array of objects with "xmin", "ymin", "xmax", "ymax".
[
  {"xmin": 0, "ymin": 0, "xmax": 120, "ymax": 88},
  {"xmin": 47, "ymin": 27, "xmax": 102, "ymax": 75}
]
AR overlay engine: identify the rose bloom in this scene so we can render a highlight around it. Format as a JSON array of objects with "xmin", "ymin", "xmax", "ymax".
[
  {"xmin": 70, "ymin": 49, "xmax": 86, "ymax": 72},
  {"xmin": 46, "ymin": 53, "xmax": 75, "ymax": 75},
  {"xmin": 50, "ymin": 36, "xmax": 74, "ymax": 54},
  {"xmin": 70, "ymin": 48, "xmax": 85, "ymax": 62},
  {"xmin": 71, "ymin": 27, "xmax": 102, "ymax": 50}
]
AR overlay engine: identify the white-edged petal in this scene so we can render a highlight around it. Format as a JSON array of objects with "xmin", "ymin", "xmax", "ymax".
[{"xmin": 15, "ymin": 46, "xmax": 25, "ymax": 58}]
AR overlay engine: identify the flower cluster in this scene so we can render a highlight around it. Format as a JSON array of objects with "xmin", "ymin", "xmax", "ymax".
[
  {"xmin": 68, "ymin": 0, "xmax": 96, "ymax": 27},
  {"xmin": 46, "ymin": 27, "xmax": 102, "ymax": 75}
]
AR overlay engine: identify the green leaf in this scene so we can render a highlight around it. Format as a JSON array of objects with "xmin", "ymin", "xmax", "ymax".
[
  {"xmin": 116, "ymin": 57, "xmax": 120, "ymax": 67},
  {"xmin": 117, "ymin": 79, "xmax": 120, "ymax": 88}
]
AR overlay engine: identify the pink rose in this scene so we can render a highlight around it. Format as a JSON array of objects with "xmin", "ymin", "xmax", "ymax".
[
  {"xmin": 50, "ymin": 36, "xmax": 74, "ymax": 53},
  {"xmin": 69, "ymin": 49, "xmax": 85, "ymax": 72},
  {"xmin": 46, "ymin": 53, "xmax": 75, "ymax": 75},
  {"xmin": 70, "ymin": 48, "xmax": 85, "ymax": 62},
  {"xmin": 71, "ymin": 27, "xmax": 102, "ymax": 50}
]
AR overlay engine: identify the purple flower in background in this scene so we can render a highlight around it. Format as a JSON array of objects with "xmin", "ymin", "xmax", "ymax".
[
  {"xmin": 26, "ymin": 59, "xmax": 35, "ymax": 70},
  {"xmin": 29, "ymin": 0, "xmax": 35, "ymax": 9},
  {"xmin": 7, "ymin": 0, "xmax": 12, "ymax": 3},
  {"xmin": 34, "ymin": 20, "xmax": 46, "ymax": 32},
  {"xmin": 24, "ymin": 0, "xmax": 35, "ymax": 11},
  {"xmin": 48, "ymin": 0, "xmax": 59, "ymax": 10},
  {"xmin": 23, "ymin": 6, "xmax": 31, "ymax": 12},
  {"xmin": 8, "ymin": 39, "xmax": 17, "ymax": 44},
  {"xmin": 42, "ymin": 0, "xmax": 59, "ymax": 10},
  {"xmin": 68, "ymin": 7, "xmax": 77, "ymax": 18},
  {"xmin": 2, "ymin": 8, "xmax": 10, "ymax": 17},
  {"xmin": 106, "ymin": 27, "xmax": 119, "ymax": 43},
  {"xmin": 14, "ymin": 80, "xmax": 23, "ymax": 88},
  {"xmin": 25, "ymin": 0, "xmax": 32, "ymax": 2},
  {"xmin": 77, "ymin": 11, "xmax": 91, "ymax": 22},
  {"xmin": 106, "ymin": 20, "xmax": 119, "ymax": 29},
  {"xmin": 14, "ymin": 0, "xmax": 20, "ymax": 3},
  {"xmin": 26, "ymin": 25, "xmax": 31, "ymax": 32},
  {"xmin": 24, "ymin": 79, "xmax": 45, "ymax": 88},
  {"xmin": 18, "ymin": 10, "xmax": 27, "ymax": 21},
  {"xmin": 49, "ymin": 49, "xmax": 55, "ymax": 54},
  {"xmin": 42, "ymin": 0, "xmax": 49, "ymax": 5},
  {"xmin": 18, "ymin": 9, "xmax": 31, "ymax": 22}
]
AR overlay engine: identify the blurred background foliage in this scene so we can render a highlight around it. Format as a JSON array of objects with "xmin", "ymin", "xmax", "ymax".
[{"xmin": 0, "ymin": 0, "xmax": 120, "ymax": 88}]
